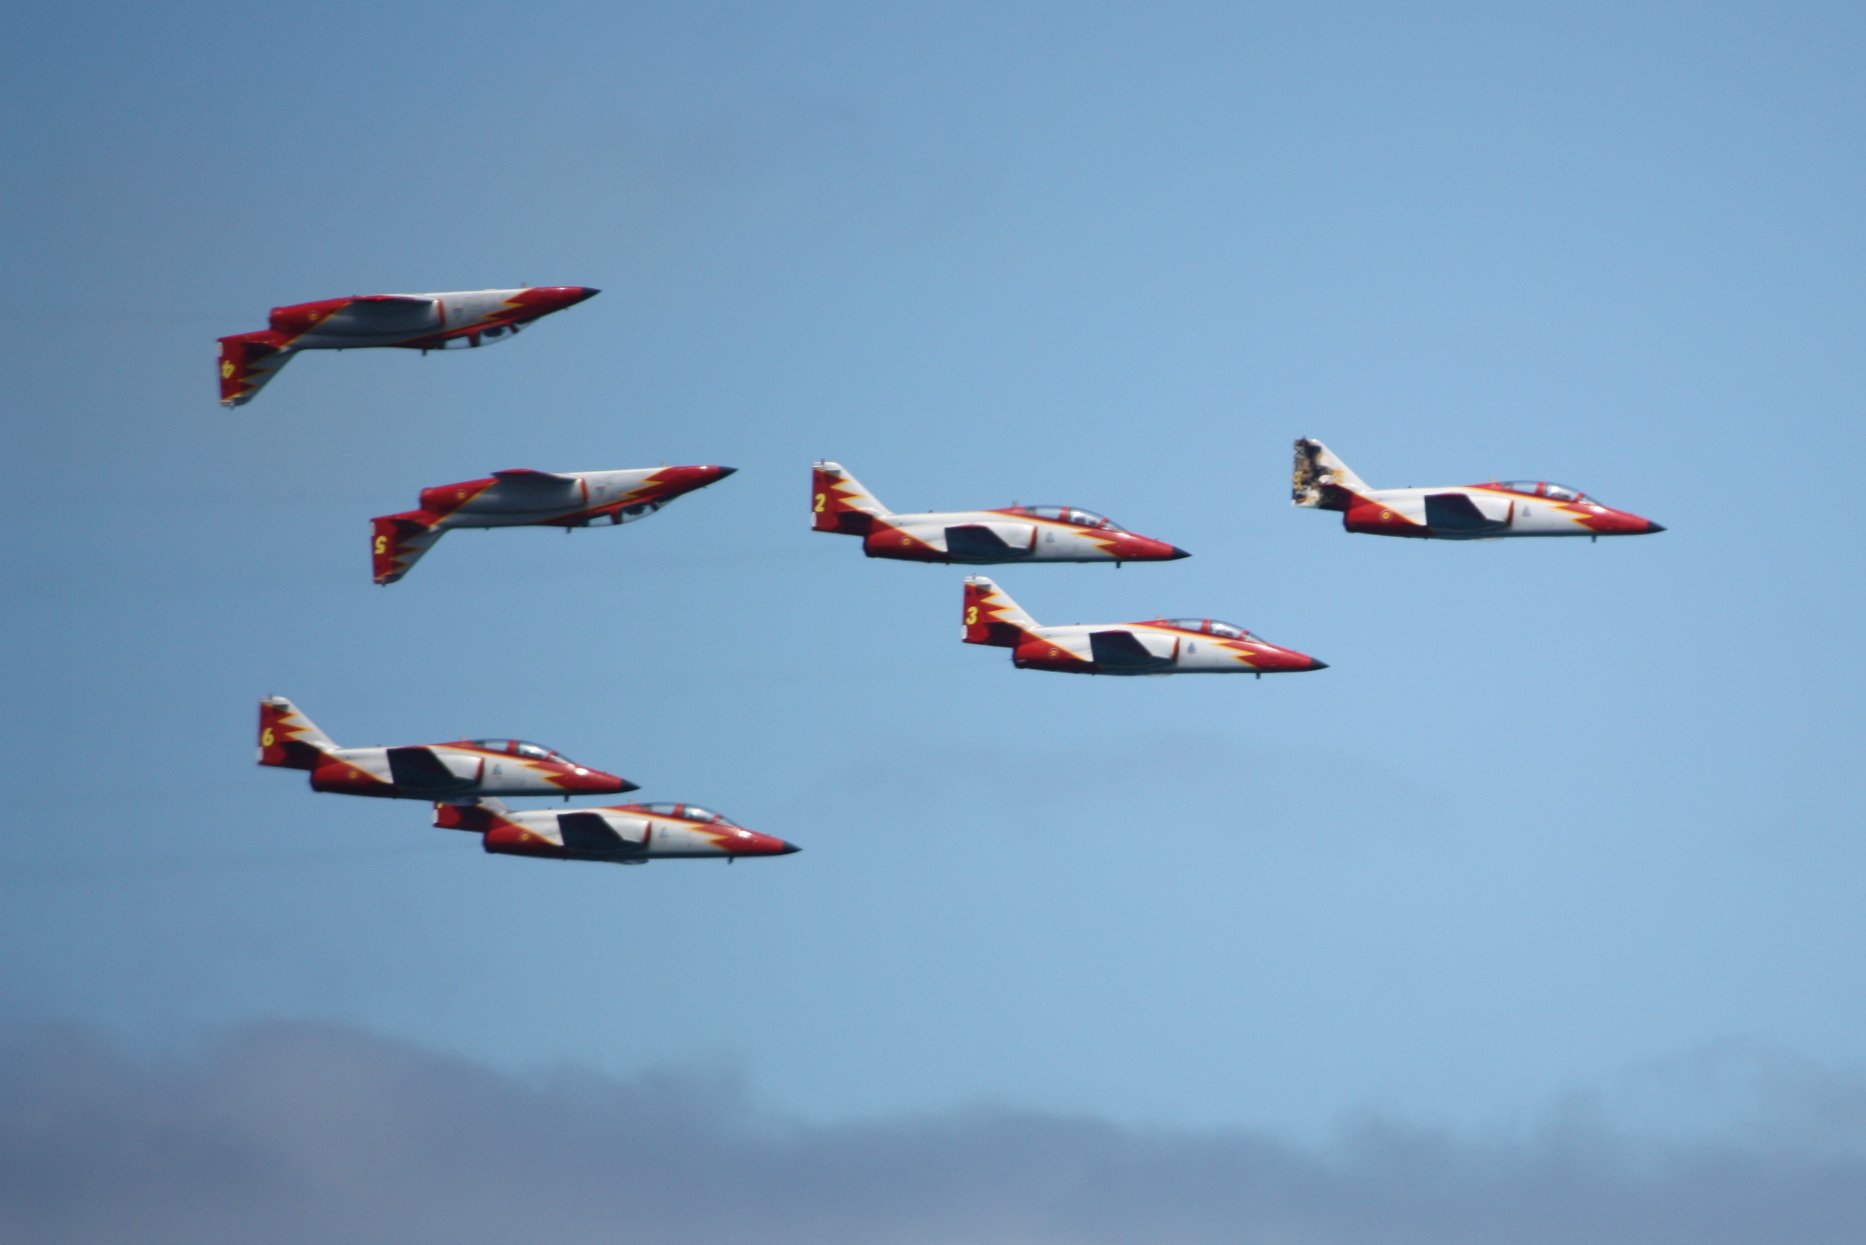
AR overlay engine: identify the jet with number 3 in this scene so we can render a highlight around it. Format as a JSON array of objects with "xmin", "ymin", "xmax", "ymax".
[
  {"xmin": 257, "ymin": 696, "xmax": 633, "ymax": 801},
  {"xmin": 218, "ymin": 286, "xmax": 599, "ymax": 406},
  {"xmin": 961, "ymin": 577, "xmax": 1327, "ymax": 676},
  {"xmin": 1291, "ymin": 438, "xmax": 1665, "ymax": 539},
  {"xmin": 436, "ymin": 798, "xmax": 800, "ymax": 864},
  {"xmin": 812, "ymin": 461, "xmax": 1190, "ymax": 564},
  {"xmin": 371, "ymin": 464, "xmax": 736, "ymax": 584}
]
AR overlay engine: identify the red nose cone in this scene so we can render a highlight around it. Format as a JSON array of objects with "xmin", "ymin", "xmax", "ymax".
[
  {"xmin": 561, "ymin": 768, "xmax": 636, "ymax": 795},
  {"xmin": 1584, "ymin": 509, "xmax": 1665, "ymax": 535},
  {"xmin": 732, "ymin": 832, "xmax": 801, "ymax": 856},
  {"xmin": 1111, "ymin": 534, "xmax": 1191, "ymax": 561},
  {"xmin": 658, "ymin": 465, "xmax": 738, "ymax": 494}
]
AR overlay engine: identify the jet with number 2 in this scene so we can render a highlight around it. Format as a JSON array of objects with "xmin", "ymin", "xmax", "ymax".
[
  {"xmin": 257, "ymin": 697, "xmax": 632, "ymax": 801},
  {"xmin": 436, "ymin": 798, "xmax": 800, "ymax": 864},
  {"xmin": 961, "ymin": 577, "xmax": 1327, "ymax": 676},
  {"xmin": 812, "ymin": 461, "xmax": 1189, "ymax": 564},
  {"xmin": 218, "ymin": 286, "xmax": 599, "ymax": 406},
  {"xmin": 1291, "ymin": 438, "xmax": 1665, "ymax": 539},
  {"xmin": 372, "ymin": 464, "xmax": 736, "ymax": 584}
]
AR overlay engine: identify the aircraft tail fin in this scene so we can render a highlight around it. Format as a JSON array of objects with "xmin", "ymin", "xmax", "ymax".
[
  {"xmin": 434, "ymin": 798, "xmax": 516, "ymax": 832},
  {"xmin": 218, "ymin": 332, "xmax": 294, "ymax": 407},
  {"xmin": 812, "ymin": 460, "xmax": 890, "ymax": 534},
  {"xmin": 1292, "ymin": 438, "xmax": 1371, "ymax": 510},
  {"xmin": 964, "ymin": 576, "xmax": 1040, "ymax": 647},
  {"xmin": 258, "ymin": 696, "xmax": 336, "ymax": 769},
  {"xmin": 371, "ymin": 512, "xmax": 446, "ymax": 585}
]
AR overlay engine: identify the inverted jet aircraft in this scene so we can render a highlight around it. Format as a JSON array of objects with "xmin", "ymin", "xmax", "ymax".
[
  {"xmin": 436, "ymin": 798, "xmax": 800, "ymax": 864},
  {"xmin": 812, "ymin": 461, "xmax": 1189, "ymax": 564},
  {"xmin": 218, "ymin": 286, "xmax": 599, "ymax": 406},
  {"xmin": 961, "ymin": 577, "xmax": 1326, "ymax": 676},
  {"xmin": 1291, "ymin": 438, "xmax": 1665, "ymax": 539},
  {"xmin": 257, "ymin": 696, "xmax": 633, "ymax": 800},
  {"xmin": 372, "ymin": 464, "xmax": 737, "ymax": 584}
]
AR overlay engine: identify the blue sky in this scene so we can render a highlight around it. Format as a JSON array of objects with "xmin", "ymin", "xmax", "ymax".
[{"xmin": 5, "ymin": 2, "xmax": 1866, "ymax": 1236}]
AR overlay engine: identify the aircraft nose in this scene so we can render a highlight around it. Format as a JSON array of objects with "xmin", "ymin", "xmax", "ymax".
[
  {"xmin": 1307, "ymin": 658, "xmax": 1329, "ymax": 671},
  {"xmin": 777, "ymin": 840, "xmax": 802, "ymax": 855},
  {"xmin": 1167, "ymin": 545, "xmax": 1192, "ymax": 560},
  {"xmin": 572, "ymin": 286, "xmax": 600, "ymax": 303},
  {"xmin": 714, "ymin": 466, "xmax": 738, "ymax": 479},
  {"xmin": 1646, "ymin": 521, "xmax": 1667, "ymax": 534}
]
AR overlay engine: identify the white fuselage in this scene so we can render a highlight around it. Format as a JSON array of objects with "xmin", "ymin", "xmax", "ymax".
[{"xmin": 293, "ymin": 289, "xmax": 526, "ymax": 348}]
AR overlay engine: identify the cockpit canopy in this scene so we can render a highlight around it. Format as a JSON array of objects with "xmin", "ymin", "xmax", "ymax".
[
  {"xmin": 1488, "ymin": 481, "xmax": 1591, "ymax": 503},
  {"xmin": 465, "ymin": 738, "xmax": 568, "ymax": 763},
  {"xmin": 630, "ymin": 802, "xmax": 741, "ymax": 827},
  {"xmin": 1158, "ymin": 618, "xmax": 1259, "ymax": 641},
  {"xmin": 1013, "ymin": 505, "xmax": 1120, "ymax": 530}
]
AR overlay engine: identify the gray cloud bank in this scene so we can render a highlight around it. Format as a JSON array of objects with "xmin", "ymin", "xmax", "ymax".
[{"xmin": 3, "ymin": 1022, "xmax": 1864, "ymax": 1244}]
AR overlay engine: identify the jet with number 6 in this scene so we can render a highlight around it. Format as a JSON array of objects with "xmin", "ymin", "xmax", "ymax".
[
  {"xmin": 1291, "ymin": 438, "xmax": 1666, "ymax": 539},
  {"xmin": 812, "ymin": 461, "xmax": 1189, "ymax": 564},
  {"xmin": 371, "ymin": 464, "xmax": 736, "ymax": 584},
  {"xmin": 961, "ymin": 577, "xmax": 1327, "ymax": 676},
  {"xmin": 257, "ymin": 696, "xmax": 633, "ymax": 801},
  {"xmin": 218, "ymin": 286, "xmax": 599, "ymax": 406},
  {"xmin": 436, "ymin": 798, "xmax": 800, "ymax": 864}
]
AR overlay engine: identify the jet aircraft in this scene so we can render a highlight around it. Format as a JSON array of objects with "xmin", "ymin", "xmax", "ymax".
[
  {"xmin": 812, "ymin": 461, "xmax": 1189, "ymax": 564},
  {"xmin": 1291, "ymin": 438, "xmax": 1665, "ymax": 539},
  {"xmin": 257, "ymin": 696, "xmax": 632, "ymax": 800},
  {"xmin": 436, "ymin": 798, "xmax": 800, "ymax": 864},
  {"xmin": 961, "ymin": 577, "xmax": 1327, "ymax": 676},
  {"xmin": 218, "ymin": 286, "xmax": 599, "ymax": 406},
  {"xmin": 372, "ymin": 464, "xmax": 737, "ymax": 584}
]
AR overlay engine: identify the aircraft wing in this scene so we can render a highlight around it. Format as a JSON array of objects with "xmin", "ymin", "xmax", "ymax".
[
  {"xmin": 489, "ymin": 468, "xmax": 580, "ymax": 492},
  {"xmin": 1424, "ymin": 491, "xmax": 1510, "ymax": 533},
  {"xmin": 218, "ymin": 333, "xmax": 294, "ymax": 407},
  {"xmin": 1089, "ymin": 629, "xmax": 1175, "ymax": 671},
  {"xmin": 386, "ymin": 745, "xmax": 478, "ymax": 794},
  {"xmin": 343, "ymin": 294, "xmax": 444, "ymax": 332},
  {"xmin": 557, "ymin": 812, "xmax": 647, "ymax": 855},
  {"xmin": 945, "ymin": 523, "xmax": 1036, "ymax": 560}
]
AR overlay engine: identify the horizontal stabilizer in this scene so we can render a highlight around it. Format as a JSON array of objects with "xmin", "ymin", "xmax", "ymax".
[
  {"xmin": 557, "ymin": 812, "xmax": 646, "ymax": 855},
  {"xmin": 1089, "ymin": 629, "xmax": 1174, "ymax": 670},
  {"xmin": 387, "ymin": 746, "xmax": 474, "ymax": 794}
]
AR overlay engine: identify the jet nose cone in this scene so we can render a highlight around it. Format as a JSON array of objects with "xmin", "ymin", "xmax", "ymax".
[
  {"xmin": 778, "ymin": 840, "xmax": 802, "ymax": 855},
  {"xmin": 573, "ymin": 286, "xmax": 601, "ymax": 302},
  {"xmin": 1167, "ymin": 545, "xmax": 1192, "ymax": 560},
  {"xmin": 1646, "ymin": 521, "xmax": 1666, "ymax": 534},
  {"xmin": 1307, "ymin": 658, "xmax": 1329, "ymax": 671},
  {"xmin": 712, "ymin": 466, "xmax": 738, "ymax": 480}
]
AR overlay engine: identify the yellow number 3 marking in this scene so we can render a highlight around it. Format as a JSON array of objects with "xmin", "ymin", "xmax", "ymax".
[
  {"xmin": 813, "ymin": 493, "xmax": 826, "ymax": 513},
  {"xmin": 373, "ymin": 535, "xmax": 388, "ymax": 555},
  {"xmin": 965, "ymin": 605, "xmax": 978, "ymax": 626},
  {"xmin": 261, "ymin": 727, "xmax": 275, "ymax": 747}
]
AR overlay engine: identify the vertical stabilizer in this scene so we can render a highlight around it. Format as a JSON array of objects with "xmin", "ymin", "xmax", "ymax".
[
  {"xmin": 1292, "ymin": 438, "xmax": 1371, "ymax": 510},
  {"xmin": 371, "ymin": 512, "xmax": 446, "ymax": 585},
  {"xmin": 963, "ymin": 576, "xmax": 1040, "ymax": 647},
  {"xmin": 812, "ymin": 461, "xmax": 890, "ymax": 534},
  {"xmin": 258, "ymin": 696, "xmax": 337, "ymax": 769}
]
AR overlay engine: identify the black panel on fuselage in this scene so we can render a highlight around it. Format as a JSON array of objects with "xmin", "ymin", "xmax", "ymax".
[
  {"xmin": 945, "ymin": 524, "xmax": 1024, "ymax": 560},
  {"xmin": 557, "ymin": 812, "xmax": 645, "ymax": 855},
  {"xmin": 1424, "ymin": 492, "xmax": 1506, "ymax": 534},
  {"xmin": 386, "ymin": 745, "xmax": 473, "ymax": 794},
  {"xmin": 1089, "ymin": 629, "xmax": 1172, "ymax": 671}
]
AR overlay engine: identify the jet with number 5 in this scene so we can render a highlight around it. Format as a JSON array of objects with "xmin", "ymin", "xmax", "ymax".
[
  {"xmin": 218, "ymin": 286, "xmax": 599, "ymax": 406},
  {"xmin": 436, "ymin": 798, "xmax": 800, "ymax": 864},
  {"xmin": 812, "ymin": 461, "xmax": 1189, "ymax": 564},
  {"xmin": 961, "ymin": 577, "xmax": 1326, "ymax": 676},
  {"xmin": 371, "ymin": 464, "xmax": 736, "ymax": 584},
  {"xmin": 1291, "ymin": 438, "xmax": 1665, "ymax": 539},
  {"xmin": 257, "ymin": 696, "xmax": 633, "ymax": 800}
]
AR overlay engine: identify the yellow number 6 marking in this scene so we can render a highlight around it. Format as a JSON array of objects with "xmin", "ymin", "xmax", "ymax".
[
  {"xmin": 373, "ymin": 535, "xmax": 388, "ymax": 555},
  {"xmin": 965, "ymin": 605, "xmax": 978, "ymax": 626},
  {"xmin": 813, "ymin": 493, "xmax": 826, "ymax": 513},
  {"xmin": 261, "ymin": 727, "xmax": 275, "ymax": 747}
]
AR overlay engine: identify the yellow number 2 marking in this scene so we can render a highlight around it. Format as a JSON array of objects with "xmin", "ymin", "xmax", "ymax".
[
  {"xmin": 373, "ymin": 535, "xmax": 388, "ymax": 555},
  {"xmin": 813, "ymin": 493, "xmax": 826, "ymax": 513},
  {"xmin": 965, "ymin": 605, "xmax": 978, "ymax": 626}
]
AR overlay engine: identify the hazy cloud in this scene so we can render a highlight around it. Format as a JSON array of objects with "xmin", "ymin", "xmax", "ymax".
[{"xmin": 2, "ymin": 1022, "xmax": 1863, "ymax": 1245}]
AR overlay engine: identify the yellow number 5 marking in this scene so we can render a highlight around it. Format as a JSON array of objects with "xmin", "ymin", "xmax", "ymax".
[
  {"xmin": 373, "ymin": 535, "xmax": 388, "ymax": 554},
  {"xmin": 965, "ymin": 605, "xmax": 978, "ymax": 626},
  {"xmin": 813, "ymin": 493, "xmax": 826, "ymax": 513}
]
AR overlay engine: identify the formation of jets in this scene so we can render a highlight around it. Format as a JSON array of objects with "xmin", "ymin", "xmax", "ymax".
[{"xmin": 233, "ymin": 287, "xmax": 1665, "ymax": 870}]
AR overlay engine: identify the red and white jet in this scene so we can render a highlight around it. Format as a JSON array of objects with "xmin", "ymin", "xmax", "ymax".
[
  {"xmin": 961, "ymin": 577, "xmax": 1327, "ymax": 676},
  {"xmin": 371, "ymin": 464, "xmax": 737, "ymax": 584},
  {"xmin": 1292, "ymin": 438, "xmax": 1666, "ymax": 539},
  {"xmin": 436, "ymin": 798, "xmax": 800, "ymax": 864},
  {"xmin": 812, "ymin": 461, "xmax": 1189, "ymax": 564},
  {"xmin": 257, "ymin": 696, "xmax": 633, "ymax": 801},
  {"xmin": 218, "ymin": 286, "xmax": 599, "ymax": 406}
]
